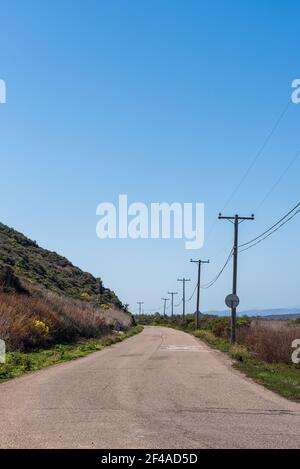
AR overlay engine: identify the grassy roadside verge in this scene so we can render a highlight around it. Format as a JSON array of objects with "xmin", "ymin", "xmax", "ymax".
[
  {"xmin": 192, "ymin": 330, "xmax": 300, "ymax": 402},
  {"xmin": 0, "ymin": 325, "xmax": 143, "ymax": 383}
]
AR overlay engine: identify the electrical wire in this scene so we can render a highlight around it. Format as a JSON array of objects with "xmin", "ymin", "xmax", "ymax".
[
  {"xmin": 201, "ymin": 248, "xmax": 233, "ymax": 289},
  {"xmin": 220, "ymin": 100, "xmax": 291, "ymax": 212},
  {"xmin": 135, "ymin": 101, "xmax": 295, "ymax": 310},
  {"xmin": 174, "ymin": 298, "xmax": 183, "ymax": 307},
  {"xmin": 204, "ymin": 100, "xmax": 291, "ymax": 250},
  {"xmin": 239, "ymin": 201, "xmax": 300, "ymax": 248},
  {"xmin": 255, "ymin": 148, "xmax": 300, "ymax": 212},
  {"xmin": 186, "ymin": 283, "xmax": 198, "ymax": 302},
  {"xmin": 239, "ymin": 207, "xmax": 300, "ymax": 253}
]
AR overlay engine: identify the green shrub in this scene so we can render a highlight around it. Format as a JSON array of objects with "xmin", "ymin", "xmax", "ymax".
[
  {"xmin": 229, "ymin": 344, "xmax": 249, "ymax": 362},
  {"xmin": 101, "ymin": 336, "xmax": 114, "ymax": 347}
]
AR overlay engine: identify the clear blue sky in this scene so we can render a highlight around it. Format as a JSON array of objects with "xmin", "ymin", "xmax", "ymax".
[{"xmin": 1, "ymin": 0, "xmax": 300, "ymax": 313}]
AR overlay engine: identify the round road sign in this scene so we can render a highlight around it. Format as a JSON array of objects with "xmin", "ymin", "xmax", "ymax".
[{"xmin": 225, "ymin": 294, "xmax": 240, "ymax": 309}]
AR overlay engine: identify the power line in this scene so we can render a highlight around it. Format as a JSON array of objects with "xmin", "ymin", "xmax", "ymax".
[
  {"xmin": 204, "ymin": 100, "xmax": 291, "ymax": 249},
  {"xmin": 220, "ymin": 101, "xmax": 291, "ymax": 212},
  {"xmin": 174, "ymin": 297, "xmax": 183, "ymax": 308},
  {"xmin": 201, "ymin": 248, "xmax": 233, "ymax": 289},
  {"xmin": 186, "ymin": 282, "xmax": 198, "ymax": 302},
  {"xmin": 255, "ymin": 148, "xmax": 300, "ymax": 212},
  {"xmin": 239, "ymin": 207, "xmax": 300, "ymax": 253},
  {"xmin": 239, "ymin": 201, "xmax": 300, "ymax": 248},
  {"xmin": 141, "ymin": 102, "xmax": 292, "ymax": 315},
  {"xmin": 139, "ymin": 202, "xmax": 300, "ymax": 316}
]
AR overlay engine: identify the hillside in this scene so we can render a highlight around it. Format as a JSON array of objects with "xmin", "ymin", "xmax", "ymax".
[
  {"xmin": 0, "ymin": 222, "xmax": 121, "ymax": 306},
  {"xmin": 0, "ymin": 223, "xmax": 132, "ymax": 351}
]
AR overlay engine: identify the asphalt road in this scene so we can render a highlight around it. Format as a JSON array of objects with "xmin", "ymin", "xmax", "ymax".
[{"xmin": 0, "ymin": 326, "xmax": 300, "ymax": 448}]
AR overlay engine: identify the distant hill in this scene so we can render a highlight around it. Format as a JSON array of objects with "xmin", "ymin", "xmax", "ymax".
[
  {"xmin": 205, "ymin": 308, "xmax": 300, "ymax": 320},
  {"xmin": 0, "ymin": 222, "xmax": 122, "ymax": 307}
]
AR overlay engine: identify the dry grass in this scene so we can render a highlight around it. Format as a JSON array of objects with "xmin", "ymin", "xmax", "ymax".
[
  {"xmin": 0, "ymin": 281, "xmax": 132, "ymax": 352},
  {"xmin": 238, "ymin": 320, "xmax": 300, "ymax": 363}
]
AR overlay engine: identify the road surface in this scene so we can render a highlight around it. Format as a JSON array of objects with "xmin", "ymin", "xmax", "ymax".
[{"xmin": 0, "ymin": 326, "xmax": 299, "ymax": 448}]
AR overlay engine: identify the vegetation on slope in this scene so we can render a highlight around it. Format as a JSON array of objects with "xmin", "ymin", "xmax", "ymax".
[
  {"xmin": 0, "ymin": 325, "xmax": 143, "ymax": 382},
  {"xmin": 0, "ymin": 279, "xmax": 132, "ymax": 351},
  {"xmin": 0, "ymin": 222, "xmax": 121, "ymax": 306},
  {"xmin": 0, "ymin": 223, "xmax": 133, "ymax": 353}
]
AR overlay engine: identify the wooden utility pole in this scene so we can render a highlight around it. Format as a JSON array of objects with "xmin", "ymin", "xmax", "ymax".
[
  {"xmin": 168, "ymin": 291, "xmax": 178, "ymax": 317},
  {"xmin": 161, "ymin": 298, "xmax": 169, "ymax": 317},
  {"xmin": 190, "ymin": 259, "xmax": 210, "ymax": 329},
  {"xmin": 218, "ymin": 213, "xmax": 254, "ymax": 343},
  {"xmin": 137, "ymin": 301, "xmax": 144, "ymax": 318},
  {"xmin": 177, "ymin": 278, "xmax": 191, "ymax": 319}
]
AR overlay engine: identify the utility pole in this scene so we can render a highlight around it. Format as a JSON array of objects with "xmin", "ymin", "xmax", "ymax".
[
  {"xmin": 177, "ymin": 278, "xmax": 191, "ymax": 319},
  {"xmin": 190, "ymin": 259, "xmax": 210, "ymax": 329},
  {"xmin": 161, "ymin": 298, "xmax": 169, "ymax": 317},
  {"xmin": 218, "ymin": 213, "xmax": 254, "ymax": 343},
  {"xmin": 168, "ymin": 291, "xmax": 178, "ymax": 318},
  {"xmin": 137, "ymin": 301, "xmax": 144, "ymax": 318}
]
